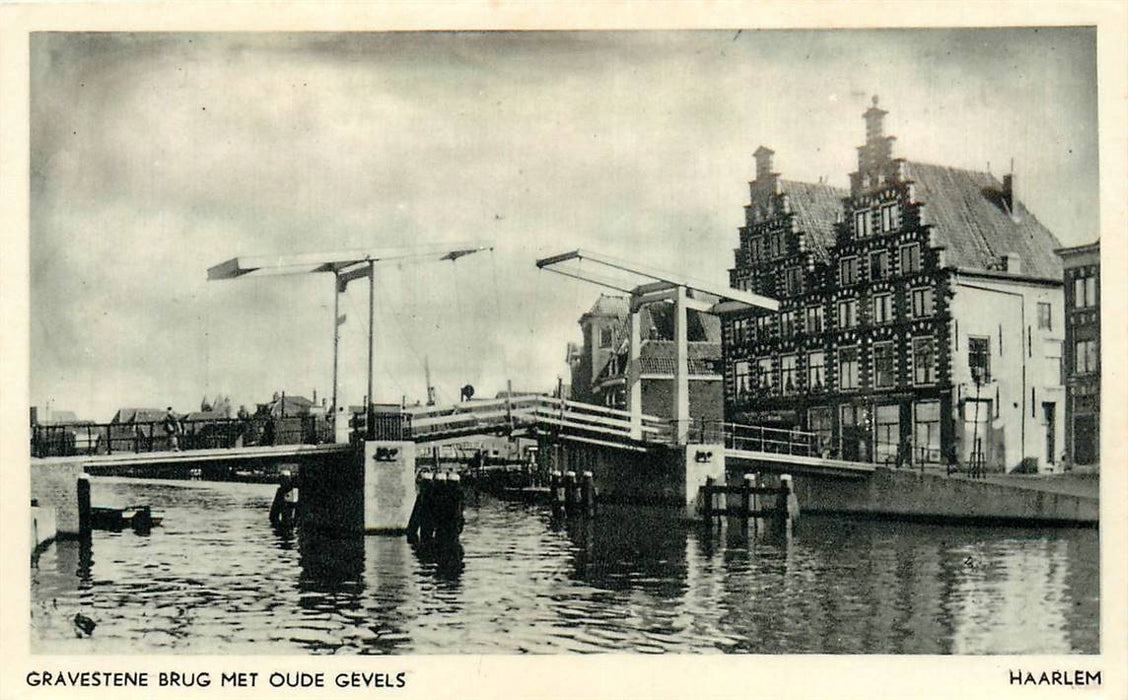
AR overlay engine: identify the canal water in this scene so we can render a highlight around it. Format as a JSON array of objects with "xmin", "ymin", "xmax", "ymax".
[{"xmin": 31, "ymin": 477, "xmax": 1098, "ymax": 654}]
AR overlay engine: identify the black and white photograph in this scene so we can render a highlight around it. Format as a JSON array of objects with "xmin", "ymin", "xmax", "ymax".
[{"xmin": 3, "ymin": 4, "xmax": 1126, "ymax": 698}]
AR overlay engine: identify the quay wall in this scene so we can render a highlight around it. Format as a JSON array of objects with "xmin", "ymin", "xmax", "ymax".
[
  {"xmin": 792, "ymin": 467, "xmax": 1098, "ymax": 525},
  {"xmin": 30, "ymin": 461, "xmax": 85, "ymax": 535}
]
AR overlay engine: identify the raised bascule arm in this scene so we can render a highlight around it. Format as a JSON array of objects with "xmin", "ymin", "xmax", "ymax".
[
  {"xmin": 208, "ymin": 243, "xmax": 491, "ymax": 439},
  {"xmin": 536, "ymin": 248, "xmax": 779, "ymax": 445}
]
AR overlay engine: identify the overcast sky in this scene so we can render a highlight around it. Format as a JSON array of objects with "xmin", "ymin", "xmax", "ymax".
[{"xmin": 30, "ymin": 29, "xmax": 1098, "ymax": 421}]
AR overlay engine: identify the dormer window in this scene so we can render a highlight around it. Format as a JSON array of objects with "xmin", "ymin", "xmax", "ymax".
[{"xmin": 599, "ymin": 327, "xmax": 613, "ymax": 349}]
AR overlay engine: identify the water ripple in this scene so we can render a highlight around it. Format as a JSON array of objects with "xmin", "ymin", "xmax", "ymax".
[{"xmin": 29, "ymin": 477, "xmax": 1098, "ymax": 654}]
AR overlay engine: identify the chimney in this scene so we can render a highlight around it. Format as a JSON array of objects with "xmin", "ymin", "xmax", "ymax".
[
  {"xmin": 863, "ymin": 95, "xmax": 887, "ymax": 144},
  {"xmin": 753, "ymin": 146, "xmax": 775, "ymax": 183},
  {"xmin": 1002, "ymin": 173, "xmax": 1020, "ymax": 222}
]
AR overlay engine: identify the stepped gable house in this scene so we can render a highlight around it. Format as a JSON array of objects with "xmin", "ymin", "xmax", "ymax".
[{"xmin": 722, "ymin": 98, "xmax": 1066, "ymax": 472}]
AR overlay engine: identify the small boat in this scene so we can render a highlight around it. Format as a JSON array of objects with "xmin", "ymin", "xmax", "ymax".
[{"xmin": 90, "ymin": 505, "xmax": 163, "ymax": 531}]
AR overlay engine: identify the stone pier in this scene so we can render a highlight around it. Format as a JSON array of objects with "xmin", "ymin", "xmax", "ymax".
[{"xmin": 538, "ymin": 437, "xmax": 724, "ymax": 519}]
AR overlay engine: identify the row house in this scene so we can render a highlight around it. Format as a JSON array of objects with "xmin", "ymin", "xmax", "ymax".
[
  {"xmin": 722, "ymin": 98, "xmax": 1066, "ymax": 472},
  {"xmin": 1055, "ymin": 240, "xmax": 1100, "ymax": 466}
]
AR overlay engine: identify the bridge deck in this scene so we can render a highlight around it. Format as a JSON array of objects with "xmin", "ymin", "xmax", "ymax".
[
  {"xmin": 32, "ymin": 442, "xmax": 351, "ymax": 468},
  {"xmin": 724, "ymin": 448, "xmax": 876, "ymax": 479}
]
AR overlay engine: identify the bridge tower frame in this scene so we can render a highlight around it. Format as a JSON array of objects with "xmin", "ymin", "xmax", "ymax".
[{"xmin": 536, "ymin": 249, "xmax": 779, "ymax": 445}]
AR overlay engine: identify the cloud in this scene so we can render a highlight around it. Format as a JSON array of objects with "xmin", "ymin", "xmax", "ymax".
[{"xmin": 29, "ymin": 30, "xmax": 1098, "ymax": 420}]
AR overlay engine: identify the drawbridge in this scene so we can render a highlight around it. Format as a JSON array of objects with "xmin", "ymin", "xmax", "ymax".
[{"xmin": 377, "ymin": 395, "xmax": 876, "ymax": 480}]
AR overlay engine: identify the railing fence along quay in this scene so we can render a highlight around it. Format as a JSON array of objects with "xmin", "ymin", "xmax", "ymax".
[
  {"xmin": 33, "ymin": 396, "xmax": 821, "ymax": 458},
  {"xmin": 688, "ymin": 420, "xmax": 816, "ymax": 457}
]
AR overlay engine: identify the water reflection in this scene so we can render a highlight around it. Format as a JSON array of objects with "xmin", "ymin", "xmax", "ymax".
[{"xmin": 29, "ymin": 477, "xmax": 1098, "ymax": 654}]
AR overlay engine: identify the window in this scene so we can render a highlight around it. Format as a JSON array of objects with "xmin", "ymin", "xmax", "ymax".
[
  {"xmin": 785, "ymin": 267, "xmax": 802, "ymax": 296},
  {"xmin": 1073, "ymin": 272, "xmax": 1097, "ymax": 308},
  {"xmin": 913, "ymin": 336, "xmax": 936, "ymax": 385},
  {"xmin": 872, "ymin": 293, "xmax": 893, "ymax": 325},
  {"xmin": 838, "ymin": 347, "xmax": 859, "ymax": 390},
  {"xmin": 873, "ymin": 342, "xmax": 895, "ymax": 388},
  {"xmin": 780, "ymin": 354, "xmax": 798, "ymax": 395},
  {"xmin": 734, "ymin": 360, "xmax": 751, "ymax": 397},
  {"xmin": 913, "ymin": 401, "xmax": 941, "ymax": 463},
  {"xmin": 968, "ymin": 336, "xmax": 990, "ymax": 384},
  {"xmin": 757, "ymin": 357, "xmax": 775, "ymax": 393},
  {"xmin": 780, "ymin": 311, "xmax": 797, "ymax": 340},
  {"xmin": 1037, "ymin": 302, "xmax": 1052, "ymax": 330},
  {"xmin": 837, "ymin": 299, "xmax": 858, "ymax": 329},
  {"xmin": 806, "ymin": 305, "xmax": 824, "ymax": 334},
  {"xmin": 880, "ymin": 203, "xmax": 901, "ymax": 232},
  {"xmin": 870, "ymin": 250, "xmax": 890, "ymax": 281},
  {"xmin": 807, "ymin": 407, "xmax": 833, "ymax": 455},
  {"xmin": 911, "ymin": 287, "xmax": 934, "ymax": 318},
  {"xmin": 730, "ymin": 318, "xmax": 751, "ymax": 346},
  {"xmin": 756, "ymin": 315, "xmax": 773, "ymax": 338},
  {"xmin": 1075, "ymin": 339, "xmax": 1099, "ymax": 374},
  {"xmin": 900, "ymin": 243, "xmax": 921, "ymax": 275},
  {"xmin": 770, "ymin": 233, "xmax": 781, "ymax": 258},
  {"xmin": 854, "ymin": 209, "xmax": 873, "ymax": 238},
  {"xmin": 839, "ymin": 257, "xmax": 859, "ymax": 286},
  {"xmin": 599, "ymin": 327, "xmax": 613, "ymax": 348},
  {"xmin": 807, "ymin": 351, "xmax": 825, "ymax": 391},
  {"xmin": 875, "ymin": 404, "xmax": 900, "ymax": 464}
]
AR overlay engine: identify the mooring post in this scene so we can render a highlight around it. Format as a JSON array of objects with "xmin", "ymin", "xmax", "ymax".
[
  {"xmin": 419, "ymin": 471, "xmax": 436, "ymax": 541},
  {"xmin": 742, "ymin": 473, "xmax": 755, "ymax": 521},
  {"xmin": 76, "ymin": 474, "xmax": 91, "ymax": 539},
  {"xmin": 563, "ymin": 471, "xmax": 577, "ymax": 511},
  {"xmin": 446, "ymin": 472, "xmax": 464, "ymax": 539},
  {"xmin": 581, "ymin": 470, "xmax": 595, "ymax": 516},
  {"xmin": 432, "ymin": 471, "xmax": 449, "ymax": 540},
  {"xmin": 775, "ymin": 474, "xmax": 794, "ymax": 537}
]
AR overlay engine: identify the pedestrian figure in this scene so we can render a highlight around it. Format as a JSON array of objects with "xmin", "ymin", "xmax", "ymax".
[
  {"xmin": 263, "ymin": 415, "xmax": 276, "ymax": 446},
  {"xmin": 269, "ymin": 470, "xmax": 299, "ymax": 528},
  {"xmin": 163, "ymin": 407, "xmax": 181, "ymax": 452},
  {"xmin": 895, "ymin": 433, "xmax": 911, "ymax": 469},
  {"xmin": 235, "ymin": 405, "xmax": 250, "ymax": 448}
]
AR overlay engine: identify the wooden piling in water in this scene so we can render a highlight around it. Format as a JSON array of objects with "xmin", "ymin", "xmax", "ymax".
[
  {"xmin": 77, "ymin": 474, "xmax": 91, "ymax": 539},
  {"xmin": 702, "ymin": 476, "xmax": 716, "ymax": 520},
  {"xmin": 581, "ymin": 471, "xmax": 595, "ymax": 515},
  {"xmin": 741, "ymin": 473, "xmax": 755, "ymax": 521},
  {"xmin": 564, "ymin": 471, "xmax": 577, "ymax": 511},
  {"xmin": 774, "ymin": 474, "xmax": 794, "ymax": 537}
]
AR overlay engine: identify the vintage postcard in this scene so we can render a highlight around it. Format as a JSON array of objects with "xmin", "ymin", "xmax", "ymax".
[{"xmin": 2, "ymin": 3, "xmax": 1125, "ymax": 699}]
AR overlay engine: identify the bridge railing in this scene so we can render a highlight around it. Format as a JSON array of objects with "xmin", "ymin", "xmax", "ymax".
[
  {"xmin": 389, "ymin": 395, "xmax": 676, "ymax": 446},
  {"xmin": 530, "ymin": 397, "xmax": 673, "ymax": 444},
  {"xmin": 31, "ymin": 415, "xmax": 333, "ymax": 458}
]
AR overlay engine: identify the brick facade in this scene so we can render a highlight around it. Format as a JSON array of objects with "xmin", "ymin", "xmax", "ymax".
[
  {"xmin": 723, "ymin": 98, "xmax": 1066, "ymax": 472},
  {"xmin": 1056, "ymin": 241, "xmax": 1100, "ymax": 466}
]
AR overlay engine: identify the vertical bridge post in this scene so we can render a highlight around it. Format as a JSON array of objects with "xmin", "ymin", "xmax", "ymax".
[
  {"xmin": 673, "ymin": 284, "xmax": 689, "ymax": 445},
  {"xmin": 628, "ymin": 307, "xmax": 642, "ymax": 440}
]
